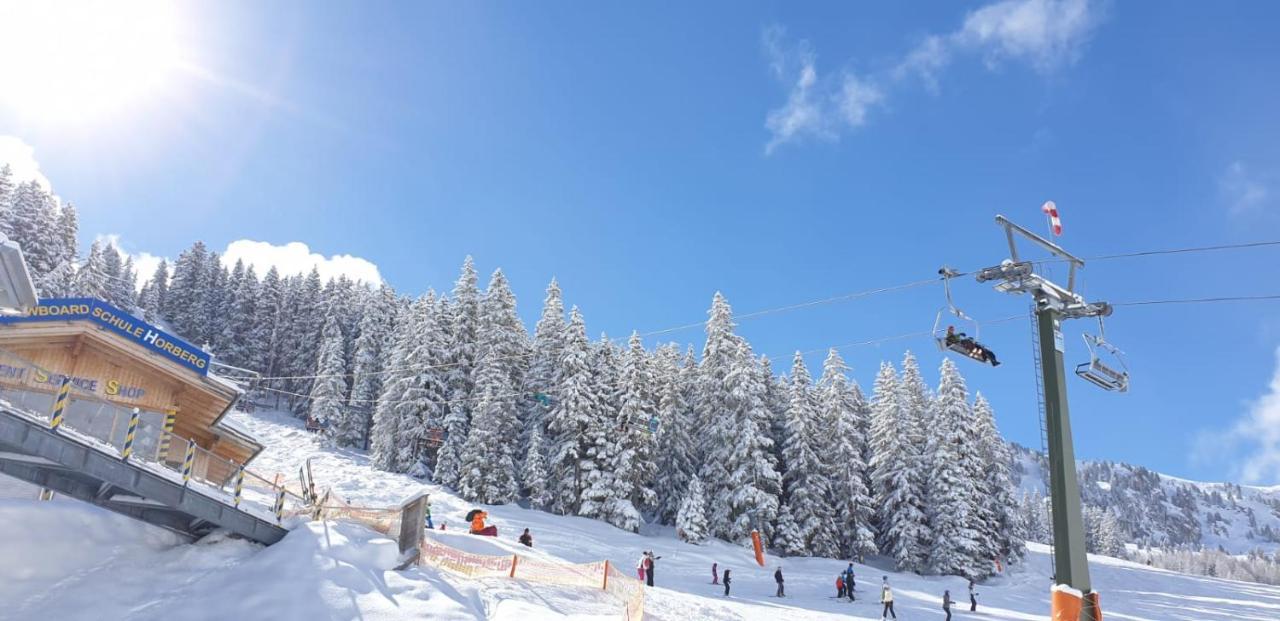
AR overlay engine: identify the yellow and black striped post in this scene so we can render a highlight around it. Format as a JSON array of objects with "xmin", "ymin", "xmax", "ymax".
[
  {"xmin": 181, "ymin": 439, "xmax": 196, "ymax": 484},
  {"xmin": 234, "ymin": 466, "xmax": 245, "ymax": 508},
  {"xmin": 49, "ymin": 377, "xmax": 71, "ymax": 430},
  {"xmin": 157, "ymin": 409, "xmax": 177, "ymax": 461},
  {"xmin": 121, "ymin": 408, "xmax": 140, "ymax": 460},
  {"xmin": 274, "ymin": 489, "xmax": 286, "ymax": 523}
]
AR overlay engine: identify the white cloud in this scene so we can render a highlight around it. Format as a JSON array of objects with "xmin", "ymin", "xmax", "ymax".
[
  {"xmin": 1210, "ymin": 348, "xmax": 1280, "ymax": 485},
  {"xmin": 221, "ymin": 239, "xmax": 383, "ymax": 285},
  {"xmin": 764, "ymin": 0, "xmax": 1101, "ymax": 151},
  {"xmin": 0, "ymin": 135, "xmax": 51, "ymax": 189},
  {"xmin": 955, "ymin": 0, "xmax": 1098, "ymax": 73},
  {"xmin": 763, "ymin": 28, "xmax": 881, "ymax": 153},
  {"xmin": 1220, "ymin": 161, "xmax": 1270, "ymax": 216},
  {"xmin": 837, "ymin": 73, "xmax": 885, "ymax": 127}
]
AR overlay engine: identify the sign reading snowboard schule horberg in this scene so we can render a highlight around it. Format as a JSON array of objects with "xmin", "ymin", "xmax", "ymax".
[{"xmin": 0, "ymin": 298, "xmax": 211, "ymax": 376}]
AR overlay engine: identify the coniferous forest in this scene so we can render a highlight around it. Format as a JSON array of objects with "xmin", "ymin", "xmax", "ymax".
[{"xmin": 1, "ymin": 163, "xmax": 1026, "ymax": 577}]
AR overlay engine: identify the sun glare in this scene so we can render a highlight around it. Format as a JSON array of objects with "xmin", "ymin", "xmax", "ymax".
[{"xmin": 0, "ymin": 0, "xmax": 183, "ymax": 123}]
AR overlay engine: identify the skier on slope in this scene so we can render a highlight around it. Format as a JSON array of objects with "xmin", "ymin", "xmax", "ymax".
[
  {"xmin": 711, "ymin": 562, "xmax": 719, "ymax": 585},
  {"xmin": 774, "ymin": 566, "xmax": 784, "ymax": 597},
  {"xmin": 844, "ymin": 563, "xmax": 856, "ymax": 601},
  {"xmin": 969, "ymin": 579, "xmax": 978, "ymax": 611},
  {"xmin": 636, "ymin": 552, "xmax": 647, "ymax": 581},
  {"xmin": 880, "ymin": 576, "xmax": 897, "ymax": 620},
  {"xmin": 722, "ymin": 568, "xmax": 731, "ymax": 597},
  {"xmin": 518, "ymin": 528, "xmax": 533, "ymax": 547},
  {"xmin": 836, "ymin": 574, "xmax": 845, "ymax": 599},
  {"xmin": 943, "ymin": 589, "xmax": 954, "ymax": 621}
]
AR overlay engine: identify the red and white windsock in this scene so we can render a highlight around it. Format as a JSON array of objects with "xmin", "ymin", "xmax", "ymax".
[{"xmin": 1041, "ymin": 200, "xmax": 1062, "ymax": 236}]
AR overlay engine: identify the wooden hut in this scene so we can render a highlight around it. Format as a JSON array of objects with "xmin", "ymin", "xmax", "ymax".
[{"xmin": 0, "ymin": 298, "xmax": 263, "ymax": 467}]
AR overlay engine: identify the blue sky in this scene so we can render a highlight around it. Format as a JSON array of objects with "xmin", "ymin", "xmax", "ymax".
[{"xmin": 2, "ymin": 0, "xmax": 1280, "ymax": 484}]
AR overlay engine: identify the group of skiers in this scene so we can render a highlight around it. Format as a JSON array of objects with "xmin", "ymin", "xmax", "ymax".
[
  {"xmin": 635, "ymin": 551, "xmax": 662, "ymax": 586},
  {"xmin": 441, "ymin": 510, "xmax": 983, "ymax": 618},
  {"xmin": 835, "ymin": 563, "xmax": 857, "ymax": 600}
]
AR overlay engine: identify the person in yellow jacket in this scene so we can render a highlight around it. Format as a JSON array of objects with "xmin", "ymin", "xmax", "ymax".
[{"xmin": 880, "ymin": 576, "xmax": 897, "ymax": 620}]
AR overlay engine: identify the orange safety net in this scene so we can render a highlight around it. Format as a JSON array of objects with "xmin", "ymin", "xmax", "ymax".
[
  {"xmin": 418, "ymin": 535, "xmax": 644, "ymax": 620},
  {"xmin": 1051, "ymin": 586, "xmax": 1083, "ymax": 621}
]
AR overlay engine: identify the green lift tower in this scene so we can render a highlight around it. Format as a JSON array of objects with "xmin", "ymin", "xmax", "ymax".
[{"xmin": 974, "ymin": 215, "xmax": 1124, "ymax": 621}]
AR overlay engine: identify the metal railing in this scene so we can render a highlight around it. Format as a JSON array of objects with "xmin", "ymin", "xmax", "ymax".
[{"xmin": 0, "ymin": 347, "xmax": 307, "ymax": 523}]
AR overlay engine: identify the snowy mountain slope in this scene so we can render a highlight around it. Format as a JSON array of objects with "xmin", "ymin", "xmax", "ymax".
[
  {"xmin": 1011, "ymin": 444, "xmax": 1280, "ymax": 554},
  {"xmin": 2, "ymin": 408, "xmax": 1278, "ymax": 621}
]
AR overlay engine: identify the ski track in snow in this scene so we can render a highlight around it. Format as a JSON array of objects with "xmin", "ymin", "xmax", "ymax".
[{"xmin": 0, "ymin": 408, "xmax": 1276, "ymax": 620}]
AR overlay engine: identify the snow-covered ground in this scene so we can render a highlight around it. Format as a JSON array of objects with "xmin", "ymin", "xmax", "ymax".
[{"xmin": 1, "ymin": 408, "xmax": 1277, "ymax": 621}]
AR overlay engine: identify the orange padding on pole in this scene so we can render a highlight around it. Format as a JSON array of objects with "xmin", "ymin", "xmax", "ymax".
[
  {"xmin": 1086, "ymin": 592, "xmax": 1102, "ymax": 621},
  {"xmin": 1051, "ymin": 586, "xmax": 1083, "ymax": 621},
  {"xmin": 751, "ymin": 529, "xmax": 766, "ymax": 567}
]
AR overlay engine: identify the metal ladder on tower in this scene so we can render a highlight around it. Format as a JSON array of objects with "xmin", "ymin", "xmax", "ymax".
[{"xmin": 1029, "ymin": 304, "xmax": 1055, "ymax": 570}]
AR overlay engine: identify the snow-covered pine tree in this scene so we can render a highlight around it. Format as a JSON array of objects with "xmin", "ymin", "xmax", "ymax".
[
  {"xmin": 101, "ymin": 243, "xmax": 132, "ymax": 309},
  {"xmin": 35, "ymin": 201, "xmax": 80, "ymax": 298},
  {"xmin": 763, "ymin": 359, "xmax": 790, "ymax": 468},
  {"xmin": 166, "ymin": 241, "xmax": 209, "ymax": 341},
  {"xmin": 773, "ymin": 502, "xmax": 806, "ymax": 557},
  {"xmin": 435, "ymin": 257, "xmax": 481, "ymax": 485},
  {"xmin": 456, "ymin": 270, "xmax": 526, "ymax": 504},
  {"xmin": 653, "ymin": 344, "xmax": 695, "ymax": 524},
  {"xmin": 120, "ymin": 256, "xmax": 138, "ymax": 308},
  {"xmin": 141, "ymin": 260, "xmax": 169, "ymax": 323},
  {"xmin": 1097, "ymin": 510, "xmax": 1126, "ymax": 558},
  {"xmin": 973, "ymin": 392, "xmax": 1026, "ymax": 564},
  {"xmin": 925, "ymin": 358, "xmax": 983, "ymax": 577},
  {"xmin": 253, "ymin": 266, "xmax": 284, "ymax": 378},
  {"xmin": 818, "ymin": 348, "xmax": 877, "ymax": 560},
  {"xmin": 8, "ymin": 181, "xmax": 60, "ymax": 280},
  {"xmin": 56, "ymin": 202, "xmax": 78, "ymax": 274},
  {"xmin": 310, "ymin": 312, "xmax": 348, "ymax": 445},
  {"xmin": 578, "ymin": 334, "xmax": 625, "ymax": 524},
  {"xmin": 609, "ymin": 331, "xmax": 658, "ymax": 525},
  {"xmin": 870, "ymin": 362, "xmax": 929, "ymax": 571},
  {"xmin": 676, "ymin": 475, "xmax": 710, "ymax": 544},
  {"xmin": 696, "ymin": 292, "xmax": 739, "ymax": 534},
  {"xmin": 368, "ymin": 294, "xmax": 421, "ymax": 472},
  {"xmin": 199, "ymin": 254, "xmax": 229, "ymax": 348},
  {"xmin": 456, "ymin": 351, "xmax": 521, "ymax": 503},
  {"xmin": 715, "ymin": 339, "xmax": 782, "ymax": 545},
  {"xmin": 387, "ymin": 293, "xmax": 450, "ymax": 472},
  {"xmin": 346, "ymin": 283, "xmax": 398, "ymax": 448},
  {"xmin": 75, "ymin": 240, "xmax": 111, "ymax": 300},
  {"xmin": 545, "ymin": 307, "xmax": 598, "ymax": 515},
  {"xmin": 217, "ymin": 261, "xmax": 251, "ymax": 367},
  {"xmin": 0, "ymin": 165, "xmax": 13, "ymax": 236},
  {"xmin": 780, "ymin": 351, "xmax": 836, "ymax": 557},
  {"xmin": 284, "ymin": 268, "xmax": 324, "ymax": 413},
  {"xmin": 525, "ymin": 278, "xmax": 566, "ymax": 439},
  {"xmin": 522, "ymin": 425, "xmax": 553, "ymax": 510}
]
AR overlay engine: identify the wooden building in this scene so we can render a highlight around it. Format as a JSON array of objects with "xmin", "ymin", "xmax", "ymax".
[{"xmin": 0, "ymin": 298, "xmax": 263, "ymax": 467}]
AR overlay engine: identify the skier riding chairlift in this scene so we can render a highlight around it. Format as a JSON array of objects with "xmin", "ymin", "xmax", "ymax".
[
  {"xmin": 944, "ymin": 325, "xmax": 1000, "ymax": 367},
  {"xmin": 934, "ymin": 266, "xmax": 1000, "ymax": 367}
]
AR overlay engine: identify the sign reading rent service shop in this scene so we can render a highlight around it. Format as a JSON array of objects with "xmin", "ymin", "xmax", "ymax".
[{"xmin": 0, "ymin": 298, "xmax": 210, "ymax": 376}]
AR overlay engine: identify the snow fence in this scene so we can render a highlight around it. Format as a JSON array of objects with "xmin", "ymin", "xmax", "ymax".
[{"xmin": 419, "ymin": 534, "xmax": 645, "ymax": 620}]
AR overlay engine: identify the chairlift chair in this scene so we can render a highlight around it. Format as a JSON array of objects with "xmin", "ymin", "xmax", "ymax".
[
  {"xmin": 933, "ymin": 267, "xmax": 1002, "ymax": 367},
  {"xmin": 1075, "ymin": 333, "xmax": 1129, "ymax": 393}
]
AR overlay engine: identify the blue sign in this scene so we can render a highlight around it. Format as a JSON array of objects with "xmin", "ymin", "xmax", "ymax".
[{"xmin": 0, "ymin": 298, "xmax": 211, "ymax": 376}]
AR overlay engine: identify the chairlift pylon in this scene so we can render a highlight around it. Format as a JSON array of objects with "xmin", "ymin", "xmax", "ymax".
[
  {"xmin": 933, "ymin": 267, "xmax": 1002, "ymax": 367},
  {"xmin": 1075, "ymin": 321, "xmax": 1129, "ymax": 392}
]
